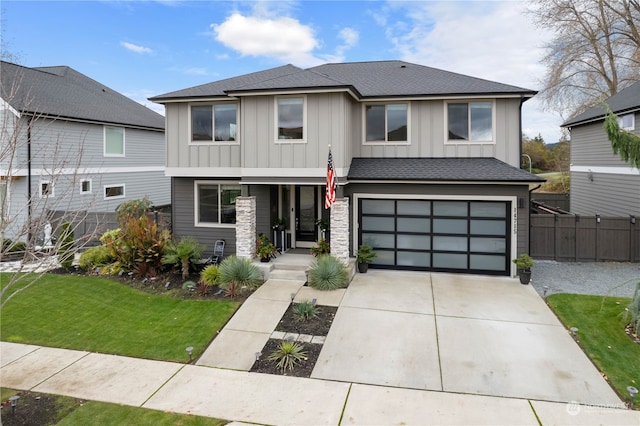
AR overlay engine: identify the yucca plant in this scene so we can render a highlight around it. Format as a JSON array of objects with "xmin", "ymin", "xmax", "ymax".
[
  {"xmin": 267, "ymin": 340, "xmax": 308, "ymax": 372},
  {"xmin": 308, "ymin": 255, "xmax": 348, "ymax": 291},
  {"xmin": 293, "ymin": 300, "xmax": 317, "ymax": 321},
  {"xmin": 162, "ymin": 237, "xmax": 205, "ymax": 279},
  {"xmin": 218, "ymin": 256, "xmax": 263, "ymax": 297}
]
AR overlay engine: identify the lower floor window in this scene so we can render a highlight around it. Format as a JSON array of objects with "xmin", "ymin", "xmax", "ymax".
[
  {"xmin": 196, "ymin": 182, "xmax": 241, "ymax": 225},
  {"xmin": 40, "ymin": 181, "xmax": 54, "ymax": 198},
  {"xmin": 105, "ymin": 185, "xmax": 125, "ymax": 199}
]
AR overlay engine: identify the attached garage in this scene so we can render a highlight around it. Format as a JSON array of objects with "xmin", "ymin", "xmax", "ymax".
[
  {"xmin": 346, "ymin": 157, "xmax": 544, "ymax": 277},
  {"xmin": 357, "ymin": 197, "xmax": 511, "ymax": 275}
]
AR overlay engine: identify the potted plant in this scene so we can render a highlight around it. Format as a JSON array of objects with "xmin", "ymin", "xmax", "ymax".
[
  {"xmin": 256, "ymin": 234, "xmax": 277, "ymax": 262},
  {"xmin": 310, "ymin": 238, "xmax": 330, "ymax": 256},
  {"xmin": 272, "ymin": 218, "xmax": 286, "ymax": 231},
  {"xmin": 513, "ymin": 253, "xmax": 534, "ymax": 284},
  {"xmin": 356, "ymin": 244, "xmax": 377, "ymax": 273},
  {"xmin": 315, "ymin": 219, "xmax": 330, "ymax": 239}
]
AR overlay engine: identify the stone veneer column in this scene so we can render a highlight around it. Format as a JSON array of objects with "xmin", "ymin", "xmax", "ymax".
[
  {"xmin": 330, "ymin": 198, "xmax": 350, "ymax": 265},
  {"xmin": 235, "ymin": 196, "xmax": 256, "ymax": 260}
]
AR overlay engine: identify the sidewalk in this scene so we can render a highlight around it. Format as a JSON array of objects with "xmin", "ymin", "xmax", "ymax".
[{"xmin": 3, "ymin": 341, "xmax": 639, "ymax": 425}]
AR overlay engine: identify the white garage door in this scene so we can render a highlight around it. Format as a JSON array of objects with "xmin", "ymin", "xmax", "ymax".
[{"xmin": 359, "ymin": 199, "xmax": 511, "ymax": 275}]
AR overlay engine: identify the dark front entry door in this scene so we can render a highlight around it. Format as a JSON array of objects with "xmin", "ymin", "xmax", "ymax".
[{"xmin": 296, "ymin": 186, "xmax": 318, "ymax": 243}]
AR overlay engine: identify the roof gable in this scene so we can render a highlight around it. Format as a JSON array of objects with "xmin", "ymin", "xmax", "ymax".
[
  {"xmin": 562, "ymin": 80, "xmax": 640, "ymax": 127},
  {"xmin": 1, "ymin": 61, "xmax": 164, "ymax": 130}
]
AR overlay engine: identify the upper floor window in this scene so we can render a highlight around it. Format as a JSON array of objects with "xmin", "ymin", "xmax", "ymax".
[
  {"xmin": 276, "ymin": 97, "xmax": 305, "ymax": 141},
  {"xmin": 195, "ymin": 181, "xmax": 241, "ymax": 226},
  {"xmin": 104, "ymin": 126, "xmax": 125, "ymax": 156},
  {"xmin": 40, "ymin": 181, "xmax": 54, "ymax": 198},
  {"xmin": 191, "ymin": 103, "xmax": 238, "ymax": 143},
  {"xmin": 365, "ymin": 103, "xmax": 408, "ymax": 143},
  {"xmin": 447, "ymin": 101, "xmax": 494, "ymax": 142},
  {"xmin": 618, "ymin": 113, "xmax": 635, "ymax": 131}
]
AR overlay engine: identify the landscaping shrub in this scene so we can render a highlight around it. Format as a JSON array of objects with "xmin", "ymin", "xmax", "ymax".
[
  {"xmin": 293, "ymin": 301, "xmax": 317, "ymax": 321},
  {"xmin": 267, "ymin": 340, "xmax": 308, "ymax": 372},
  {"xmin": 58, "ymin": 222, "xmax": 75, "ymax": 269},
  {"xmin": 162, "ymin": 237, "xmax": 205, "ymax": 279},
  {"xmin": 218, "ymin": 256, "xmax": 263, "ymax": 297},
  {"xmin": 78, "ymin": 246, "xmax": 112, "ymax": 270},
  {"xmin": 625, "ymin": 280, "xmax": 640, "ymax": 335},
  {"xmin": 308, "ymin": 255, "xmax": 348, "ymax": 291},
  {"xmin": 115, "ymin": 198, "xmax": 152, "ymax": 225},
  {"xmin": 200, "ymin": 265, "xmax": 220, "ymax": 286}
]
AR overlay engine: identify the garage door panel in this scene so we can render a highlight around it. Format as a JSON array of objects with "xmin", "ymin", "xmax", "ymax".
[
  {"xmin": 397, "ymin": 251, "xmax": 430, "ymax": 267},
  {"xmin": 359, "ymin": 198, "xmax": 511, "ymax": 275}
]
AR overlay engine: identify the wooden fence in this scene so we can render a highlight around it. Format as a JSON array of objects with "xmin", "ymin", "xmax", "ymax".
[
  {"xmin": 531, "ymin": 193, "xmax": 570, "ymax": 212},
  {"xmin": 530, "ymin": 215, "xmax": 640, "ymax": 262}
]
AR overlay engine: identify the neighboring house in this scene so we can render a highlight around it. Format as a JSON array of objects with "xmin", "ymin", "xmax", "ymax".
[
  {"xmin": 0, "ymin": 61, "xmax": 170, "ymax": 242},
  {"xmin": 562, "ymin": 81, "xmax": 640, "ymax": 217},
  {"xmin": 150, "ymin": 60, "xmax": 542, "ymax": 277}
]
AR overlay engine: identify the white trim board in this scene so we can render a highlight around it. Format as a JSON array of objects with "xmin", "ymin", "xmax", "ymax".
[{"xmin": 571, "ymin": 166, "xmax": 639, "ymax": 176}]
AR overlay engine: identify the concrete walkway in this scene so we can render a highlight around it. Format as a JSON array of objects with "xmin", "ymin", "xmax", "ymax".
[{"xmin": 2, "ymin": 256, "xmax": 639, "ymax": 425}]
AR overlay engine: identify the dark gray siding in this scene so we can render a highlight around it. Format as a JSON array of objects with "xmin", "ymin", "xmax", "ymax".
[
  {"xmin": 248, "ymin": 184, "xmax": 273, "ymax": 237},
  {"xmin": 570, "ymin": 119, "xmax": 637, "ymax": 167},
  {"xmin": 172, "ymin": 177, "xmax": 238, "ymax": 258},
  {"xmin": 570, "ymin": 171, "xmax": 640, "ymax": 216}
]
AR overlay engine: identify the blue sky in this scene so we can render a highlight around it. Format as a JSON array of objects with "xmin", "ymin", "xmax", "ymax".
[{"xmin": 2, "ymin": 0, "xmax": 562, "ymax": 143}]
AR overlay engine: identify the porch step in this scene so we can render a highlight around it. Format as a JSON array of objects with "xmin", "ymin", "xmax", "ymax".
[{"xmin": 268, "ymin": 269, "xmax": 308, "ymax": 282}]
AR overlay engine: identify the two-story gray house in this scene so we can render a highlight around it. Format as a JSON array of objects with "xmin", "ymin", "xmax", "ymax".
[
  {"xmin": 151, "ymin": 60, "xmax": 542, "ymax": 277},
  {"xmin": 562, "ymin": 81, "xmax": 640, "ymax": 216},
  {"xmin": 1, "ymin": 61, "xmax": 170, "ymax": 242}
]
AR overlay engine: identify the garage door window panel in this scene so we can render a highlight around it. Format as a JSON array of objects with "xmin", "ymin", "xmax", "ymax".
[
  {"xmin": 433, "ymin": 236, "xmax": 467, "ymax": 251},
  {"xmin": 363, "ymin": 233, "xmax": 395, "ymax": 249},
  {"xmin": 470, "ymin": 202, "xmax": 506, "ymax": 217},
  {"xmin": 433, "ymin": 253, "xmax": 467, "ymax": 269},
  {"xmin": 362, "ymin": 216, "xmax": 395, "ymax": 232},
  {"xmin": 397, "ymin": 217, "xmax": 430, "ymax": 233},
  {"xmin": 470, "ymin": 255, "xmax": 504, "ymax": 271},
  {"xmin": 374, "ymin": 250, "xmax": 395, "ymax": 265},
  {"xmin": 362, "ymin": 199, "xmax": 395, "ymax": 214},
  {"xmin": 470, "ymin": 219, "xmax": 505, "ymax": 235},
  {"xmin": 470, "ymin": 237, "xmax": 506, "ymax": 253},
  {"xmin": 398, "ymin": 251, "xmax": 430, "ymax": 267},
  {"xmin": 397, "ymin": 234, "xmax": 430, "ymax": 250},
  {"xmin": 433, "ymin": 218, "xmax": 467, "ymax": 234},
  {"xmin": 397, "ymin": 200, "xmax": 430, "ymax": 215},
  {"xmin": 433, "ymin": 201, "xmax": 467, "ymax": 216}
]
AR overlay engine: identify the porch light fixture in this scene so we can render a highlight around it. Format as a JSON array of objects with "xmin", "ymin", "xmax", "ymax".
[
  {"xmin": 631, "ymin": 216, "xmax": 636, "ymax": 225},
  {"xmin": 570, "ymin": 327, "xmax": 578, "ymax": 336},
  {"xmin": 596, "ymin": 214, "xmax": 601, "ymax": 223},
  {"xmin": 186, "ymin": 346, "xmax": 193, "ymax": 362},
  {"xmin": 628, "ymin": 386, "xmax": 638, "ymax": 408},
  {"xmin": 9, "ymin": 395, "xmax": 19, "ymax": 414}
]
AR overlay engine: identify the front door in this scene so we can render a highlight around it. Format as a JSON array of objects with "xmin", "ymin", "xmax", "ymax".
[{"xmin": 295, "ymin": 186, "xmax": 318, "ymax": 247}]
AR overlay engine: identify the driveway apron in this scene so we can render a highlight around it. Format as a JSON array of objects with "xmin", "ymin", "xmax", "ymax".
[{"xmin": 313, "ymin": 270, "xmax": 622, "ymax": 406}]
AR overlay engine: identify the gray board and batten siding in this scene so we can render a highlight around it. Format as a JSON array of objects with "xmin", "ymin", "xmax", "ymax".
[{"xmin": 163, "ymin": 95, "xmax": 524, "ymax": 173}]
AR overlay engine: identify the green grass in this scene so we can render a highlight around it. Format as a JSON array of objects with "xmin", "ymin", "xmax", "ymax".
[
  {"xmin": 0, "ymin": 273, "xmax": 239, "ymax": 362},
  {"xmin": 547, "ymin": 293, "xmax": 640, "ymax": 401},
  {"xmin": 58, "ymin": 401, "xmax": 227, "ymax": 425}
]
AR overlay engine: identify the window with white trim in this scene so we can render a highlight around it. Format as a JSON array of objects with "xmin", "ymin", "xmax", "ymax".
[
  {"xmin": 191, "ymin": 103, "xmax": 238, "ymax": 142},
  {"xmin": 40, "ymin": 181, "xmax": 54, "ymax": 198},
  {"xmin": 195, "ymin": 182, "xmax": 241, "ymax": 226},
  {"xmin": 104, "ymin": 126, "xmax": 125, "ymax": 156},
  {"xmin": 104, "ymin": 185, "xmax": 125, "ymax": 199},
  {"xmin": 618, "ymin": 113, "xmax": 635, "ymax": 131},
  {"xmin": 276, "ymin": 97, "xmax": 305, "ymax": 141},
  {"xmin": 447, "ymin": 101, "xmax": 494, "ymax": 142},
  {"xmin": 80, "ymin": 179, "xmax": 92, "ymax": 194},
  {"xmin": 365, "ymin": 103, "xmax": 408, "ymax": 143}
]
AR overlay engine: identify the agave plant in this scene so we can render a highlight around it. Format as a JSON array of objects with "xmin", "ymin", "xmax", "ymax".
[
  {"xmin": 218, "ymin": 256, "xmax": 263, "ymax": 297},
  {"xmin": 293, "ymin": 300, "xmax": 318, "ymax": 321},
  {"xmin": 267, "ymin": 340, "xmax": 308, "ymax": 372},
  {"xmin": 308, "ymin": 255, "xmax": 348, "ymax": 291}
]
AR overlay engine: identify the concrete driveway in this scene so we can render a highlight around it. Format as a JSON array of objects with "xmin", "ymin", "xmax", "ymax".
[{"xmin": 312, "ymin": 270, "xmax": 622, "ymax": 407}]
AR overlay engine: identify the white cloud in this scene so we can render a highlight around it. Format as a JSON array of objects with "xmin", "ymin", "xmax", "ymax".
[
  {"xmin": 212, "ymin": 13, "xmax": 323, "ymax": 67},
  {"xmin": 383, "ymin": 1, "xmax": 563, "ymax": 143},
  {"xmin": 120, "ymin": 41, "xmax": 153, "ymax": 55}
]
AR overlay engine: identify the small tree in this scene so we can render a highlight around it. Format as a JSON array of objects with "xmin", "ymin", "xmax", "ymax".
[{"xmin": 162, "ymin": 237, "xmax": 205, "ymax": 279}]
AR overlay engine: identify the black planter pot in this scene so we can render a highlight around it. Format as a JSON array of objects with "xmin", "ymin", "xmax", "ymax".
[
  {"xmin": 260, "ymin": 257, "xmax": 271, "ymax": 263},
  {"xmin": 518, "ymin": 269, "xmax": 532, "ymax": 285},
  {"xmin": 357, "ymin": 262, "xmax": 369, "ymax": 273}
]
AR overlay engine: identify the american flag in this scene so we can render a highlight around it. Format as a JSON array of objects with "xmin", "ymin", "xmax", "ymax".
[{"xmin": 325, "ymin": 148, "xmax": 336, "ymax": 209}]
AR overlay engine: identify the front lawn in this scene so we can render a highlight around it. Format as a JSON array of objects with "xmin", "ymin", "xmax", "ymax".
[
  {"xmin": 547, "ymin": 293, "xmax": 640, "ymax": 404},
  {"xmin": 0, "ymin": 273, "xmax": 239, "ymax": 362}
]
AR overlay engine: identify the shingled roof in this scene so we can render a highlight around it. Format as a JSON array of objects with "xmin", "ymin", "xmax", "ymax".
[
  {"xmin": 562, "ymin": 80, "xmax": 640, "ymax": 127},
  {"xmin": 151, "ymin": 60, "xmax": 536, "ymax": 102},
  {"xmin": 1, "ymin": 61, "xmax": 164, "ymax": 130},
  {"xmin": 347, "ymin": 157, "xmax": 544, "ymax": 182}
]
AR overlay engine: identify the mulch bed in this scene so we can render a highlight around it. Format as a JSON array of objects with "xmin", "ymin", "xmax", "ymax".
[
  {"xmin": 250, "ymin": 303, "xmax": 337, "ymax": 377},
  {"xmin": 0, "ymin": 391, "xmax": 85, "ymax": 426},
  {"xmin": 250, "ymin": 338, "xmax": 323, "ymax": 377}
]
